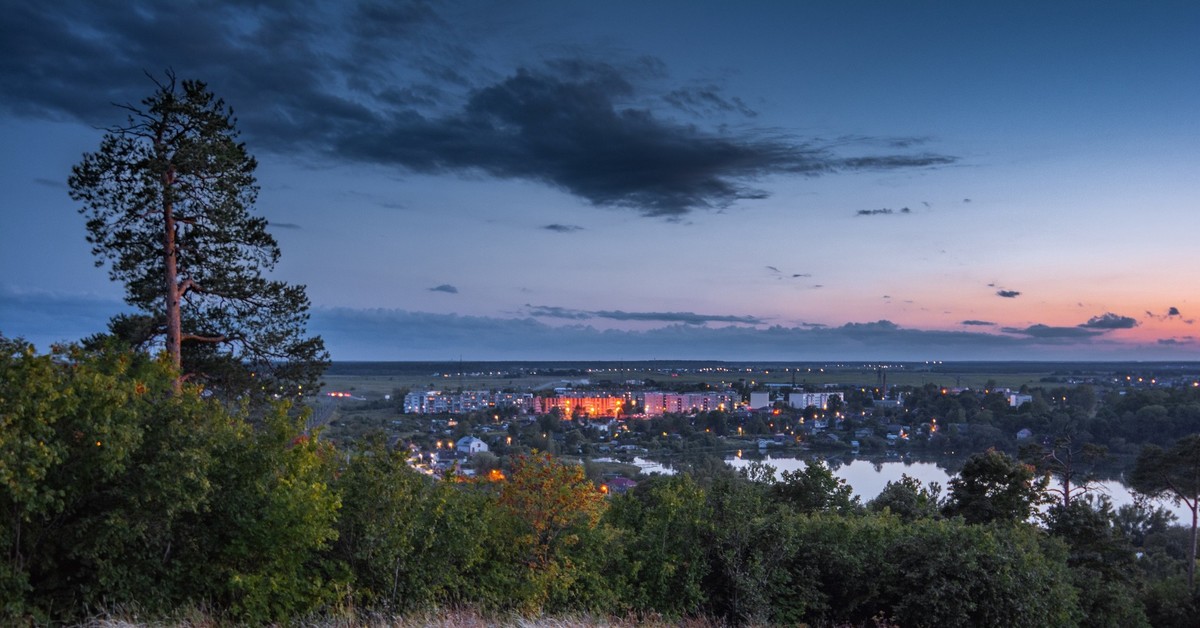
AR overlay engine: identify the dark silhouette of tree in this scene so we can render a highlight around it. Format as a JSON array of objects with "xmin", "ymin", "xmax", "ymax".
[{"xmin": 69, "ymin": 72, "xmax": 326, "ymax": 396}]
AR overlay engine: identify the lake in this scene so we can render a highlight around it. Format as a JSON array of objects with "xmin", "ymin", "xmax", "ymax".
[{"xmin": 725, "ymin": 455, "xmax": 1192, "ymax": 522}]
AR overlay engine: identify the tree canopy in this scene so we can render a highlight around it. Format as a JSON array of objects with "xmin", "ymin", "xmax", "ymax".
[{"xmin": 69, "ymin": 73, "xmax": 326, "ymax": 397}]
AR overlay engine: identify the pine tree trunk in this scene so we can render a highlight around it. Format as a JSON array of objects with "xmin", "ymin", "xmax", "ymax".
[
  {"xmin": 162, "ymin": 164, "xmax": 182, "ymax": 393},
  {"xmin": 1190, "ymin": 502, "xmax": 1197, "ymax": 590}
]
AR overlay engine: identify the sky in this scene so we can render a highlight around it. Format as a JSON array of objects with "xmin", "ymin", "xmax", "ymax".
[{"xmin": 1, "ymin": 0, "xmax": 1198, "ymax": 362}]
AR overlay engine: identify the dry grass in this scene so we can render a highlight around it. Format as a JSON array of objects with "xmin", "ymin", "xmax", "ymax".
[{"xmin": 84, "ymin": 607, "xmax": 731, "ymax": 628}]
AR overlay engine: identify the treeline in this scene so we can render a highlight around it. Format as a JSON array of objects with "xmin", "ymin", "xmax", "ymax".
[
  {"xmin": 860, "ymin": 383, "xmax": 1200, "ymax": 457},
  {"xmin": 3, "ymin": 341, "xmax": 1199, "ymax": 625}
]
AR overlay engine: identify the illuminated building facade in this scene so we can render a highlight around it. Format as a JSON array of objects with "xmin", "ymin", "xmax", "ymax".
[{"xmin": 538, "ymin": 394, "xmax": 628, "ymax": 418}]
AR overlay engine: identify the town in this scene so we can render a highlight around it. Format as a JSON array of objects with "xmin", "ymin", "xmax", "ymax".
[{"xmin": 317, "ymin": 360, "xmax": 1200, "ymax": 484}]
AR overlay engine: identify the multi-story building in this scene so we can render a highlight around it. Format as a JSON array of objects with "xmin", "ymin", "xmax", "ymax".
[
  {"xmin": 404, "ymin": 390, "xmax": 537, "ymax": 414},
  {"xmin": 538, "ymin": 394, "xmax": 628, "ymax": 418},
  {"xmin": 787, "ymin": 391, "xmax": 843, "ymax": 411},
  {"xmin": 643, "ymin": 391, "xmax": 737, "ymax": 416}
]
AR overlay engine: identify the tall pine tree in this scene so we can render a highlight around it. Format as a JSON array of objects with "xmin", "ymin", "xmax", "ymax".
[{"xmin": 70, "ymin": 72, "xmax": 327, "ymax": 398}]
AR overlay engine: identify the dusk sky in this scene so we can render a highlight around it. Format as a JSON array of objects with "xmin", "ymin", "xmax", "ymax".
[{"xmin": 1, "ymin": 1, "xmax": 1197, "ymax": 361}]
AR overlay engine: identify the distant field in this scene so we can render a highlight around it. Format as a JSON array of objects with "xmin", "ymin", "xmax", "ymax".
[{"xmin": 317, "ymin": 360, "xmax": 1195, "ymax": 397}]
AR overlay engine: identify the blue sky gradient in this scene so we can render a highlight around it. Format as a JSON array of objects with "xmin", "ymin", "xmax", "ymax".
[{"xmin": 1, "ymin": 1, "xmax": 1197, "ymax": 360}]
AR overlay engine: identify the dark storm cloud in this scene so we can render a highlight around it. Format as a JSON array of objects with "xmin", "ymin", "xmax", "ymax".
[
  {"xmin": 429, "ymin": 284, "xmax": 458, "ymax": 294},
  {"xmin": 996, "ymin": 290, "xmax": 1021, "ymax": 298},
  {"xmin": 525, "ymin": 304, "xmax": 764, "ymax": 325},
  {"xmin": 961, "ymin": 320, "xmax": 996, "ymax": 326},
  {"xmin": 856, "ymin": 207, "xmax": 910, "ymax": 216},
  {"xmin": 542, "ymin": 224, "xmax": 584, "ymax": 233},
  {"xmin": 1000, "ymin": 324, "xmax": 1101, "ymax": 340},
  {"xmin": 337, "ymin": 63, "xmax": 955, "ymax": 218},
  {"xmin": 0, "ymin": 2, "xmax": 956, "ymax": 219},
  {"xmin": 1079, "ymin": 312, "xmax": 1138, "ymax": 330}
]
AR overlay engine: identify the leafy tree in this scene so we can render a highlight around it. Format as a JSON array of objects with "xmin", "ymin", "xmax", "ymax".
[
  {"xmin": 943, "ymin": 449, "xmax": 1047, "ymax": 525},
  {"xmin": 701, "ymin": 466, "xmax": 793, "ymax": 623},
  {"xmin": 772, "ymin": 459, "xmax": 860, "ymax": 515},
  {"xmin": 334, "ymin": 433, "xmax": 503, "ymax": 612},
  {"xmin": 786, "ymin": 514, "xmax": 1079, "ymax": 627},
  {"xmin": 497, "ymin": 452, "xmax": 607, "ymax": 612},
  {"xmin": 606, "ymin": 474, "xmax": 710, "ymax": 616},
  {"xmin": 0, "ymin": 340, "xmax": 345, "ymax": 623},
  {"xmin": 68, "ymin": 72, "xmax": 326, "ymax": 397},
  {"xmin": 1044, "ymin": 497, "xmax": 1148, "ymax": 626},
  {"xmin": 1130, "ymin": 435, "xmax": 1200, "ymax": 589},
  {"xmin": 868, "ymin": 473, "xmax": 942, "ymax": 521}
]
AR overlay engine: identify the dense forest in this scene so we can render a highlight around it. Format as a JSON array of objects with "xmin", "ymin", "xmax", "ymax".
[{"xmin": 4, "ymin": 339, "xmax": 1200, "ymax": 626}]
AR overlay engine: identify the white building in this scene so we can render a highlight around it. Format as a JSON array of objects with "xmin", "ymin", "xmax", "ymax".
[
  {"xmin": 456, "ymin": 436, "xmax": 489, "ymax": 455},
  {"xmin": 1008, "ymin": 393, "xmax": 1033, "ymax": 408}
]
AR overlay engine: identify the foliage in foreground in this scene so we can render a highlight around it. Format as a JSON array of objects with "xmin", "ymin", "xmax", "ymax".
[{"xmin": 4, "ymin": 341, "xmax": 1200, "ymax": 625}]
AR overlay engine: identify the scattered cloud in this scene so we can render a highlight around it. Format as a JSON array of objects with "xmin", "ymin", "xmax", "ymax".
[
  {"xmin": 961, "ymin": 320, "xmax": 996, "ymax": 326},
  {"xmin": 33, "ymin": 177, "xmax": 65, "ymax": 189},
  {"xmin": 1079, "ymin": 312, "xmax": 1138, "ymax": 330},
  {"xmin": 1147, "ymin": 306, "xmax": 1186, "ymax": 322},
  {"xmin": 268, "ymin": 221, "xmax": 302, "ymax": 230},
  {"xmin": 2, "ymin": 285, "xmax": 1194, "ymax": 361},
  {"xmin": 663, "ymin": 84, "xmax": 757, "ymax": 118},
  {"xmin": 766, "ymin": 266, "xmax": 811, "ymax": 279},
  {"xmin": 996, "ymin": 290, "xmax": 1021, "ymax": 298},
  {"xmin": 542, "ymin": 223, "xmax": 583, "ymax": 233},
  {"xmin": 429, "ymin": 284, "xmax": 459, "ymax": 294},
  {"xmin": 856, "ymin": 207, "xmax": 911, "ymax": 216}
]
